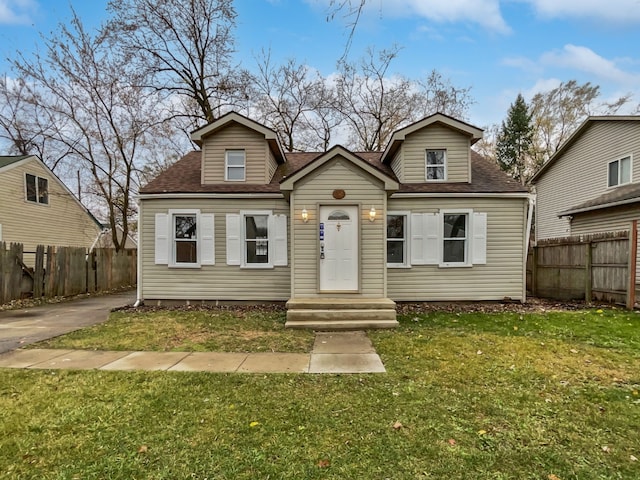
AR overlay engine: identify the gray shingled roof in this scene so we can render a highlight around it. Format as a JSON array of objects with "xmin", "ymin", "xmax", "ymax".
[
  {"xmin": 139, "ymin": 150, "xmax": 527, "ymax": 195},
  {"xmin": 0, "ymin": 155, "xmax": 30, "ymax": 169},
  {"xmin": 558, "ymin": 182, "xmax": 640, "ymax": 217}
]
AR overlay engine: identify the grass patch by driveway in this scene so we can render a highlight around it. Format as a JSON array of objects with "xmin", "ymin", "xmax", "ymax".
[
  {"xmin": 3, "ymin": 305, "xmax": 640, "ymax": 479},
  {"xmin": 32, "ymin": 307, "xmax": 314, "ymax": 353}
]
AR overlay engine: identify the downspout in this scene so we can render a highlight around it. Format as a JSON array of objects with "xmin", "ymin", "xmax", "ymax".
[
  {"xmin": 134, "ymin": 197, "xmax": 143, "ymax": 308},
  {"xmin": 523, "ymin": 194, "xmax": 535, "ymax": 303}
]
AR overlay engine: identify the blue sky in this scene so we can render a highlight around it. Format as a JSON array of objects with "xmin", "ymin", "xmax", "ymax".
[{"xmin": 1, "ymin": 0, "xmax": 639, "ymax": 128}]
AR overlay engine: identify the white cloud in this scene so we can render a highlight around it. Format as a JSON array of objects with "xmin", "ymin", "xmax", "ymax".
[
  {"xmin": 0, "ymin": 0, "xmax": 36, "ymax": 25},
  {"xmin": 524, "ymin": 0, "xmax": 640, "ymax": 23},
  {"xmin": 541, "ymin": 45, "xmax": 640, "ymax": 85},
  {"xmin": 309, "ymin": 0, "xmax": 510, "ymax": 34}
]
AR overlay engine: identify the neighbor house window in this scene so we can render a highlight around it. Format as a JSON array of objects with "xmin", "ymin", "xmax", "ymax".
[
  {"xmin": 244, "ymin": 213, "xmax": 269, "ymax": 265},
  {"xmin": 25, "ymin": 174, "xmax": 49, "ymax": 204},
  {"xmin": 442, "ymin": 212, "xmax": 468, "ymax": 265},
  {"xmin": 225, "ymin": 150, "xmax": 246, "ymax": 181},
  {"xmin": 173, "ymin": 213, "xmax": 198, "ymax": 265},
  {"xmin": 608, "ymin": 156, "xmax": 631, "ymax": 187},
  {"xmin": 426, "ymin": 149, "xmax": 446, "ymax": 180},
  {"xmin": 387, "ymin": 213, "xmax": 408, "ymax": 267}
]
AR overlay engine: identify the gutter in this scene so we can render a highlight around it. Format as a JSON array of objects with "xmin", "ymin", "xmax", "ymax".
[
  {"xmin": 135, "ymin": 199, "xmax": 143, "ymax": 308},
  {"xmin": 523, "ymin": 194, "xmax": 535, "ymax": 303}
]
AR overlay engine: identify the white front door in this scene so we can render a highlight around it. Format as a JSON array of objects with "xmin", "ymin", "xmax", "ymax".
[{"xmin": 319, "ymin": 205, "xmax": 358, "ymax": 291}]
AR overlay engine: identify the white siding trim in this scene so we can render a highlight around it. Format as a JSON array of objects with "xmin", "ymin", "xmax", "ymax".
[
  {"xmin": 154, "ymin": 213, "xmax": 169, "ymax": 265},
  {"xmin": 201, "ymin": 213, "xmax": 215, "ymax": 265},
  {"xmin": 226, "ymin": 214, "xmax": 241, "ymax": 265}
]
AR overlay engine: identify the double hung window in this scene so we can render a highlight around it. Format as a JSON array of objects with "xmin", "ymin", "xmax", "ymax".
[
  {"xmin": 225, "ymin": 150, "xmax": 246, "ymax": 181},
  {"xmin": 608, "ymin": 156, "xmax": 631, "ymax": 187},
  {"xmin": 25, "ymin": 174, "xmax": 49, "ymax": 204},
  {"xmin": 442, "ymin": 213, "xmax": 468, "ymax": 265},
  {"xmin": 173, "ymin": 214, "xmax": 198, "ymax": 265},
  {"xmin": 244, "ymin": 214, "xmax": 269, "ymax": 265},
  {"xmin": 426, "ymin": 149, "xmax": 446, "ymax": 180},
  {"xmin": 387, "ymin": 213, "xmax": 408, "ymax": 266}
]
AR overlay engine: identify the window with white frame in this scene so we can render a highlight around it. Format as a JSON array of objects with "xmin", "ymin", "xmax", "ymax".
[
  {"xmin": 386, "ymin": 213, "xmax": 409, "ymax": 266},
  {"xmin": 225, "ymin": 211, "xmax": 288, "ymax": 268},
  {"xmin": 442, "ymin": 212, "xmax": 468, "ymax": 265},
  {"xmin": 608, "ymin": 156, "xmax": 631, "ymax": 187},
  {"xmin": 225, "ymin": 150, "xmax": 246, "ymax": 181},
  {"xmin": 425, "ymin": 149, "xmax": 446, "ymax": 181},
  {"xmin": 244, "ymin": 213, "xmax": 270, "ymax": 265},
  {"xmin": 25, "ymin": 173, "xmax": 49, "ymax": 204},
  {"xmin": 154, "ymin": 210, "xmax": 215, "ymax": 268}
]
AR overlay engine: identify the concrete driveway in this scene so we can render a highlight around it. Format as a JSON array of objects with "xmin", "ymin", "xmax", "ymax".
[{"xmin": 0, "ymin": 291, "xmax": 136, "ymax": 354}]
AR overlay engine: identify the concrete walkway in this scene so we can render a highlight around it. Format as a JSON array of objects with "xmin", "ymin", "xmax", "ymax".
[{"xmin": 0, "ymin": 331, "xmax": 386, "ymax": 374}]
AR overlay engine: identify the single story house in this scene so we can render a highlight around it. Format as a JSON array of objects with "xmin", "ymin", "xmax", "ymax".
[{"xmin": 137, "ymin": 112, "xmax": 532, "ymax": 328}]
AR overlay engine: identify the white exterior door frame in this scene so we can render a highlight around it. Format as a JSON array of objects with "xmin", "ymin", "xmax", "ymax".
[{"xmin": 319, "ymin": 205, "xmax": 359, "ymax": 292}]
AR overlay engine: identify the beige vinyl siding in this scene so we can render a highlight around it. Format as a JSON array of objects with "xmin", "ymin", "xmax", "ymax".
[
  {"xmin": 201, "ymin": 123, "xmax": 270, "ymax": 184},
  {"xmin": 390, "ymin": 148, "xmax": 403, "ymax": 182},
  {"xmin": 387, "ymin": 197, "xmax": 527, "ymax": 301},
  {"xmin": 291, "ymin": 156, "xmax": 387, "ymax": 298},
  {"xmin": 570, "ymin": 205, "xmax": 640, "ymax": 280},
  {"xmin": 140, "ymin": 197, "xmax": 290, "ymax": 301},
  {"xmin": 0, "ymin": 159, "xmax": 101, "ymax": 254},
  {"xmin": 536, "ymin": 121, "xmax": 640, "ymax": 241},
  {"xmin": 402, "ymin": 124, "xmax": 470, "ymax": 183},
  {"xmin": 268, "ymin": 148, "xmax": 278, "ymax": 181}
]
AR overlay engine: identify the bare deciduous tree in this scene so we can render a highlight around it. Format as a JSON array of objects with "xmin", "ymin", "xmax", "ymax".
[
  {"xmin": 106, "ymin": 0, "xmax": 247, "ymax": 126},
  {"xmin": 12, "ymin": 12, "xmax": 170, "ymax": 251}
]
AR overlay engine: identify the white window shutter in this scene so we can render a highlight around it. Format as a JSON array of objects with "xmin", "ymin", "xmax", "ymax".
[
  {"xmin": 154, "ymin": 213, "xmax": 169, "ymax": 265},
  {"xmin": 272, "ymin": 214, "xmax": 288, "ymax": 266},
  {"xmin": 472, "ymin": 212, "xmax": 487, "ymax": 265},
  {"xmin": 424, "ymin": 213, "xmax": 440, "ymax": 265},
  {"xmin": 410, "ymin": 213, "xmax": 426, "ymax": 265},
  {"xmin": 201, "ymin": 213, "xmax": 215, "ymax": 265},
  {"xmin": 226, "ymin": 214, "xmax": 241, "ymax": 265}
]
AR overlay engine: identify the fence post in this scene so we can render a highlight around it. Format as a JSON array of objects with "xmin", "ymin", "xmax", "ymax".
[
  {"xmin": 627, "ymin": 220, "xmax": 637, "ymax": 309},
  {"xmin": 531, "ymin": 246, "xmax": 538, "ymax": 296},
  {"xmin": 585, "ymin": 240, "xmax": 592, "ymax": 304},
  {"xmin": 33, "ymin": 245, "xmax": 45, "ymax": 298}
]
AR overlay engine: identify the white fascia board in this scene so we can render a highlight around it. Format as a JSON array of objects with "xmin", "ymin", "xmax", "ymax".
[{"xmin": 391, "ymin": 192, "xmax": 534, "ymax": 199}]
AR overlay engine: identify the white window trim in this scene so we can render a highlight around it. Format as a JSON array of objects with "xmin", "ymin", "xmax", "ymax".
[
  {"xmin": 24, "ymin": 173, "xmax": 49, "ymax": 205},
  {"xmin": 425, "ymin": 149, "xmax": 447, "ymax": 182},
  {"xmin": 386, "ymin": 211, "xmax": 411, "ymax": 268},
  {"xmin": 169, "ymin": 209, "xmax": 201, "ymax": 268},
  {"xmin": 607, "ymin": 154, "xmax": 632, "ymax": 188},
  {"xmin": 440, "ymin": 208, "xmax": 472, "ymax": 268},
  {"xmin": 240, "ymin": 209, "xmax": 273, "ymax": 269},
  {"xmin": 225, "ymin": 150, "xmax": 246, "ymax": 182}
]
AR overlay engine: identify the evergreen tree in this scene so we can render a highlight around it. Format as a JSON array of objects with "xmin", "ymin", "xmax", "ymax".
[{"xmin": 496, "ymin": 94, "xmax": 534, "ymax": 184}]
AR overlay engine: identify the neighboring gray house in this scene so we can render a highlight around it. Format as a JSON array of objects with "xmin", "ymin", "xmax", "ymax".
[
  {"xmin": 137, "ymin": 112, "xmax": 532, "ymax": 328},
  {"xmin": 531, "ymin": 116, "xmax": 640, "ymax": 241}
]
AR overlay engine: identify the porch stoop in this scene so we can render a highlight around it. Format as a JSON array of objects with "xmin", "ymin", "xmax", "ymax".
[{"xmin": 285, "ymin": 297, "xmax": 398, "ymax": 330}]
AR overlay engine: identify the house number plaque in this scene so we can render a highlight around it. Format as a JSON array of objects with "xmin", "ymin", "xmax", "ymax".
[{"xmin": 332, "ymin": 189, "xmax": 345, "ymax": 199}]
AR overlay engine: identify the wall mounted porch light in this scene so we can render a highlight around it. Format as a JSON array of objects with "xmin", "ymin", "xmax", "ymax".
[
  {"xmin": 369, "ymin": 206, "xmax": 376, "ymax": 222},
  {"xmin": 301, "ymin": 207, "xmax": 309, "ymax": 223}
]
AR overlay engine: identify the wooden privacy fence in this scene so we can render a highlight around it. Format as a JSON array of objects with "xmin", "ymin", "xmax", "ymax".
[
  {"xmin": 0, "ymin": 242, "xmax": 137, "ymax": 304},
  {"xmin": 528, "ymin": 223, "xmax": 638, "ymax": 308}
]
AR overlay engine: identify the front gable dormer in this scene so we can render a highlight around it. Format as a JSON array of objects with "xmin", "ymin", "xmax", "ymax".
[
  {"xmin": 191, "ymin": 112, "xmax": 285, "ymax": 185},
  {"xmin": 382, "ymin": 113, "xmax": 483, "ymax": 184}
]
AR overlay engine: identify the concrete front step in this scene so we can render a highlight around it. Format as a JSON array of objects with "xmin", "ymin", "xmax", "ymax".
[{"xmin": 285, "ymin": 297, "xmax": 398, "ymax": 330}]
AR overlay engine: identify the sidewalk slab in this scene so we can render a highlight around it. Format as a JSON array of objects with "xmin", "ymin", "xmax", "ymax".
[
  {"xmin": 29, "ymin": 350, "xmax": 131, "ymax": 370},
  {"xmin": 0, "ymin": 349, "xmax": 74, "ymax": 368},
  {"xmin": 238, "ymin": 353, "xmax": 310, "ymax": 373},
  {"xmin": 169, "ymin": 352, "xmax": 248, "ymax": 372},
  {"xmin": 100, "ymin": 351, "xmax": 190, "ymax": 371},
  {"xmin": 309, "ymin": 353, "xmax": 386, "ymax": 374},
  {"xmin": 313, "ymin": 331, "xmax": 375, "ymax": 354}
]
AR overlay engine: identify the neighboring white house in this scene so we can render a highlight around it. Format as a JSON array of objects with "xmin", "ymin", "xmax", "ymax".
[
  {"xmin": 0, "ymin": 155, "xmax": 103, "ymax": 255},
  {"xmin": 138, "ymin": 112, "xmax": 532, "ymax": 328}
]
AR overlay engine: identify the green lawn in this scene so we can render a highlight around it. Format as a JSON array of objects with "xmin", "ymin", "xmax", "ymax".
[{"xmin": 2, "ymin": 306, "xmax": 640, "ymax": 479}]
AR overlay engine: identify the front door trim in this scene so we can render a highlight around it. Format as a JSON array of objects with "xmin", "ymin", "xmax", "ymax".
[{"xmin": 318, "ymin": 204, "xmax": 360, "ymax": 293}]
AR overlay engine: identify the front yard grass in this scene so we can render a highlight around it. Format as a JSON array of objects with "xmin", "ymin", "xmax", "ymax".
[
  {"xmin": 31, "ymin": 307, "xmax": 315, "ymax": 353},
  {"xmin": 2, "ymin": 305, "xmax": 640, "ymax": 479}
]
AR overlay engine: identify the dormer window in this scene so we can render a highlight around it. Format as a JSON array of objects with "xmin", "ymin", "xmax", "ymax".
[
  {"xmin": 425, "ymin": 149, "xmax": 446, "ymax": 181},
  {"xmin": 225, "ymin": 150, "xmax": 245, "ymax": 181},
  {"xmin": 608, "ymin": 155, "xmax": 631, "ymax": 187}
]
